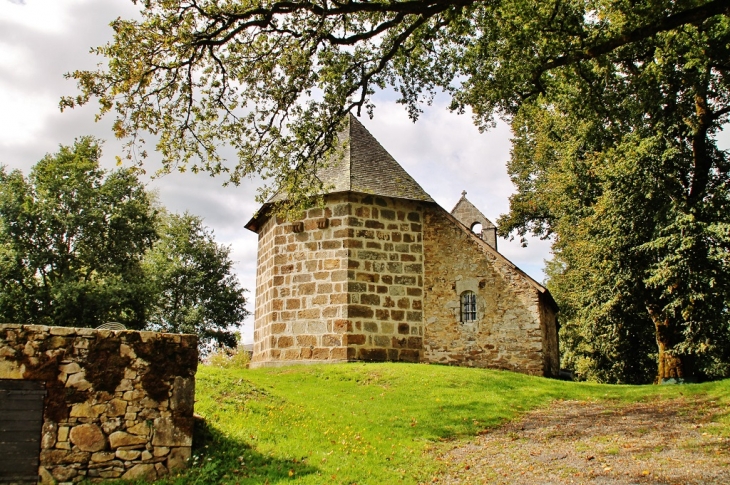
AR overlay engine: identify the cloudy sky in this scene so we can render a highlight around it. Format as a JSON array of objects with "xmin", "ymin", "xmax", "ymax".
[{"xmin": 0, "ymin": 0, "xmax": 555, "ymax": 342}]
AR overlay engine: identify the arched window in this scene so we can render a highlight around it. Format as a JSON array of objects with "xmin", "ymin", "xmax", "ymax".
[{"xmin": 461, "ymin": 291, "xmax": 477, "ymax": 323}]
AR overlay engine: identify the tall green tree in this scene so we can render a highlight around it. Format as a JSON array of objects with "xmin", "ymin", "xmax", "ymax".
[
  {"xmin": 143, "ymin": 212, "xmax": 248, "ymax": 348},
  {"xmin": 498, "ymin": 15, "xmax": 730, "ymax": 382},
  {"xmin": 0, "ymin": 137, "xmax": 158, "ymax": 328}
]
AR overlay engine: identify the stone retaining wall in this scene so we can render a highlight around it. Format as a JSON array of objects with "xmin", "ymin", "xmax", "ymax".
[{"xmin": 0, "ymin": 324, "xmax": 197, "ymax": 483}]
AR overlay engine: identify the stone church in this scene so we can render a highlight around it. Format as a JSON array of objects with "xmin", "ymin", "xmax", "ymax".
[{"xmin": 245, "ymin": 115, "xmax": 559, "ymax": 376}]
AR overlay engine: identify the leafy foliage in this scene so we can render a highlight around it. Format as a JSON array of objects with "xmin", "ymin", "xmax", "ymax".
[
  {"xmin": 0, "ymin": 139, "xmax": 248, "ymax": 347},
  {"xmin": 498, "ymin": 14, "xmax": 730, "ymax": 382},
  {"xmin": 0, "ymin": 137, "xmax": 157, "ymax": 328},
  {"xmin": 144, "ymin": 212, "xmax": 248, "ymax": 347},
  {"xmin": 63, "ymin": 0, "xmax": 729, "ymax": 212}
]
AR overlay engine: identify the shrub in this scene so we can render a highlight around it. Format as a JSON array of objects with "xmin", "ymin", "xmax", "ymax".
[{"xmin": 206, "ymin": 346, "xmax": 251, "ymax": 369}]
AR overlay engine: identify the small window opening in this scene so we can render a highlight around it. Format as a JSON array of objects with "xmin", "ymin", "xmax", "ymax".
[
  {"xmin": 471, "ymin": 222, "xmax": 483, "ymax": 238},
  {"xmin": 461, "ymin": 291, "xmax": 477, "ymax": 323}
]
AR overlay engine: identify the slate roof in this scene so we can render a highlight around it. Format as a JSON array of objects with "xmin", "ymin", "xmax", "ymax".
[
  {"xmin": 337, "ymin": 114, "xmax": 434, "ymax": 202},
  {"xmin": 268, "ymin": 114, "xmax": 434, "ymax": 203},
  {"xmin": 246, "ymin": 114, "xmax": 434, "ymax": 230}
]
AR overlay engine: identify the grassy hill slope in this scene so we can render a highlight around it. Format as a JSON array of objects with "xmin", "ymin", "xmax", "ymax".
[{"xmin": 154, "ymin": 363, "xmax": 730, "ymax": 485}]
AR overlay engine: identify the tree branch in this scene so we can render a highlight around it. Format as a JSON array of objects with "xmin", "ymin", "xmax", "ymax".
[{"xmin": 542, "ymin": 0, "xmax": 730, "ymax": 73}]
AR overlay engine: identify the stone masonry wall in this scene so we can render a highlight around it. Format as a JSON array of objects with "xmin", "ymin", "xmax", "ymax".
[
  {"xmin": 0, "ymin": 324, "xmax": 197, "ymax": 483},
  {"xmin": 451, "ymin": 199, "xmax": 498, "ymax": 251},
  {"xmin": 251, "ymin": 193, "xmax": 425, "ymax": 366},
  {"xmin": 251, "ymin": 194, "xmax": 350, "ymax": 366},
  {"xmin": 422, "ymin": 208, "xmax": 557, "ymax": 375},
  {"xmin": 343, "ymin": 194, "xmax": 425, "ymax": 362}
]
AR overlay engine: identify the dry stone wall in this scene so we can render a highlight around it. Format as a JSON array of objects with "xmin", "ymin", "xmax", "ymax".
[
  {"xmin": 422, "ymin": 208, "xmax": 559, "ymax": 375},
  {"xmin": 0, "ymin": 324, "xmax": 197, "ymax": 483}
]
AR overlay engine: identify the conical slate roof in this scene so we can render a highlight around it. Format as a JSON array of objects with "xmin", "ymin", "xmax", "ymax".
[
  {"xmin": 322, "ymin": 114, "xmax": 434, "ymax": 202},
  {"xmin": 246, "ymin": 115, "xmax": 434, "ymax": 231},
  {"xmin": 268, "ymin": 114, "xmax": 434, "ymax": 203}
]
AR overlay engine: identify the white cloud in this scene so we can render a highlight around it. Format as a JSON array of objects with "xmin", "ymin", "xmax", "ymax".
[
  {"xmin": 0, "ymin": 0, "xmax": 88, "ymax": 35},
  {"xmin": 0, "ymin": 85, "xmax": 56, "ymax": 146}
]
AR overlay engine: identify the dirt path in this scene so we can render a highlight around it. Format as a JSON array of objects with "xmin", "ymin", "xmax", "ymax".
[{"xmin": 433, "ymin": 398, "xmax": 730, "ymax": 484}]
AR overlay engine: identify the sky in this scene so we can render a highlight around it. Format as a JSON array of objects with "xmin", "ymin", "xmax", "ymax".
[{"xmin": 0, "ymin": 0, "xmax": 556, "ymax": 342}]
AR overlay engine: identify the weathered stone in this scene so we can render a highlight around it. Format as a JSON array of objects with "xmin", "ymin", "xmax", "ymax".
[
  {"xmin": 91, "ymin": 452, "xmax": 116, "ymax": 463},
  {"xmin": 51, "ymin": 466, "xmax": 77, "ymax": 481},
  {"xmin": 0, "ymin": 359, "xmax": 24, "ymax": 379},
  {"xmin": 141, "ymin": 450, "xmax": 153, "ymax": 460},
  {"xmin": 109, "ymin": 431, "xmax": 147, "ymax": 449},
  {"xmin": 42, "ymin": 422, "xmax": 58, "ymax": 449},
  {"xmin": 40, "ymin": 449, "xmax": 90, "ymax": 465},
  {"xmin": 38, "ymin": 466, "xmax": 56, "ymax": 484},
  {"xmin": 101, "ymin": 418, "xmax": 122, "ymax": 434},
  {"xmin": 169, "ymin": 376, "xmax": 195, "ymax": 415},
  {"xmin": 121, "ymin": 464, "xmax": 157, "ymax": 481},
  {"xmin": 116, "ymin": 449, "xmax": 141, "ymax": 460},
  {"xmin": 99, "ymin": 470, "xmax": 123, "ymax": 478},
  {"xmin": 123, "ymin": 389, "xmax": 144, "ymax": 401},
  {"xmin": 88, "ymin": 459, "xmax": 124, "ymax": 469},
  {"xmin": 119, "ymin": 343, "xmax": 136, "ymax": 358},
  {"xmin": 70, "ymin": 402, "xmax": 104, "ymax": 418},
  {"xmin": 57, "ymin": 426, "xmax": 70, "ymax": 443},
  {"xmin": 155, "ymin": 462, "xmax": 169, "ymax": 476},
  {"xmin": 153, "ymin": 446, "xmax": 170, "ymax": 457},
  {"xmin": 58, "ymin": 362, "xmax": 81, "ymax": 375},
  {"xmin": 50, "ymin": 326, "xmax": 77, "ymax": 336},
  {"xmin": 116, "ymin": 378, "xmax": 133, "ymax": 391},
  {"xmin": 167, "ymin": 447, "xmax": 192, "ymax": 471},
  {"xmin": 152, "ymin": 417, "xmax": 193, "ymax": 447},
  {"xmin": 106, "ymin": 398, "xmax": 127, "ymax": 417},
  {"xmin": 69, "ymin": 424, "xmax": 106, "ymax": 452},
  {"xmin": 140, "ymin": 397, "xmax": 160, "ymax": 409},
  {"xmin": 127, "ymin": 421, "xmax": 152, "ymax": 436},
  {"xmin": 65, "ymin": 371, "xmax": 92, "ymax": 391}
]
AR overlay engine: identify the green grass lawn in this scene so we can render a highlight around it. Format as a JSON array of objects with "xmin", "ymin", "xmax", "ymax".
[{"xmin": 151, "ymin": 363, "xmax": 730, "ymax": 485}]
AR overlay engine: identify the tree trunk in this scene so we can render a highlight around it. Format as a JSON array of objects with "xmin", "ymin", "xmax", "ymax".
[{"xmin": 648, "ymin": 307, "xmax": 686, "ymax": 383}]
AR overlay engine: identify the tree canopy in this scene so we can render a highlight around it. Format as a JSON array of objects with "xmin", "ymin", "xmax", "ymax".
[
  {"xmin": 0, "ymin": 138, "xmax": 248, "ymax": 347},
  {"xmin": 64, "ymin": 0, "xmax": 730, "ymax": 381},
  {"xmin": 144, "ymin": 212, "xmax": 248, "ymax": 348},
  {"xmin": 0, "ymin": 137, "xmax": 158, "ymax": 328},
  {"xmin": 496, "ymin": 8, "xmax": 730, "ymax": 382},
  {"xmin": 63, "ymin": 0, "xmax": 730, "ymax": 210}
]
